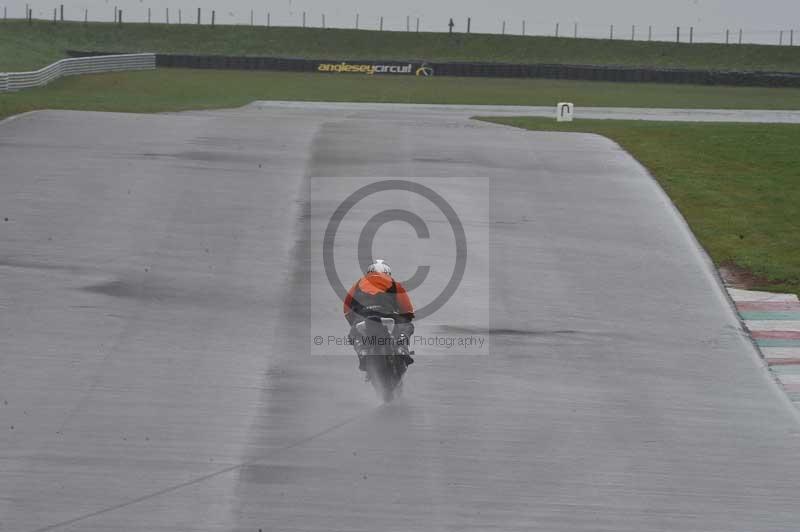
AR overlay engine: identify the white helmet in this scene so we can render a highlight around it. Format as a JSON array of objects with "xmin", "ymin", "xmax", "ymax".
[{"xmin": 367, "ymin": 259, "xmax": 392, "ymax": 276}]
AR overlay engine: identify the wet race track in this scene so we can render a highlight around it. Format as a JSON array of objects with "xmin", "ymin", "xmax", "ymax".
[{"xmin": 1, "ymin": 103, "xmax": 800, "ymax": 531}]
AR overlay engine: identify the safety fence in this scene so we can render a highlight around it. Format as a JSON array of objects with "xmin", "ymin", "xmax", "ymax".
[
  {"xmin": 0, "ymin": 53, "xmax": 156, "ymax": 92},
  {"xmin": 430, "ymin": 61, "xmax": 800, "ymax": 88},
  {"xmin": 67, "ymin": 51, "xmax": 800, "ymax": 88}
]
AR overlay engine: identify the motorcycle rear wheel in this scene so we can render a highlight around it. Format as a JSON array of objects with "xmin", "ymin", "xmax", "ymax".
[{"xmin": 365, "ymin": 355, "xmax": 402, "ymax": 403}]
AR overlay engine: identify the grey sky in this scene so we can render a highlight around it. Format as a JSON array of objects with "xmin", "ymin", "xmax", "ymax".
[{"xmin": 7, "ymin": 1, "xmax": 800, "ymax": 43}]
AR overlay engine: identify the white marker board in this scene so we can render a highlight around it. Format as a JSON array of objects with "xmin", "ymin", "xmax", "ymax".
[{"xmin": 556, "ymin": 102, "xmax": 574, "ymax": 122}]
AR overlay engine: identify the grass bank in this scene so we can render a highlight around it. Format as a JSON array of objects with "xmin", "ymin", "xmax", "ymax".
[
  {"xmin": 5, "ymin": 69, "xmax": 800, "ymax": 123},
  {"xmin": 479, "ymin": 117, "xmax": 800, "ymax": 296},
  {"xmin": 3, "ymin": 20, "xmax": 800, "ymax": 73}
]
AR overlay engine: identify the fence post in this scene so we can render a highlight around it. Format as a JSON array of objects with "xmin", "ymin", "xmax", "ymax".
[
  {"xmin": 211, "ymin": 10, "xmax": 215, "ymax": 27},
  {"xmin": 631, "ymin": 25, "xmax": 635, "ymax": 40},
  {"xmin": 690, "ymin": 26, "xmax": 693, "ymax": 43},
  {"xmin": 53, "ymin": 7, "xmax": 56, "ymax": 23},
  {"xmin": 84, "ymin": 8, "xmax": 87, "ymax": 24},
  {"xmin": 178, "ymin": 9, "xmax": 181, "ymax": 24},
  {"xmin": 380, "ymin": 16, "xmax": 383, "ymax": 31},
  {"xmin": 355, "ymin": 13, "xmax": 359, "ymax": 29},
  {"xmin": 148, "ymin": 8, "xmax": 151, "ymax": 24},
  {"xmin": 467, "ymin": 17, "xmax": 470, "ymax": 33},
  {"xmin": 407, "ymin": 16, "xmax": 411, "ymax": 32},
  {"xmin": 676, "ymin": 26, "xmax": 680, "ymax": 43},
  {"xmin": 302, "ymin": 11, "xmax": 306, "ymax": 27},
  {"xmin": 726, "ymin": 28, "xmax": 729, "ymax": 44},
  {"xmin": 610, "ymin": 24, "xmax": 614, "ymax": 40},
  {"xmin": 251, "ymin": 10, "xmax": 254, "ymax": 26},
  {"xmin": 60, "ymin": 4, "xmax": 63, "ymax": 21},
  {"xmin": 416, "ymin": 17, "xmax": 420, "ymax": 32},
  {"xmin": 556, "ymin": 22, "xmax": 559, "ymax": 37},
  {"xmin": 267, "ymin": 12, "xmax": 270, "ymax": 27},
  {"xmin": 739, "ymin": 28, "xmax": 742, "ymax": 44},
  {"xmin": 118, "ymin": 9, "xmax": 122, "ymax": 25},
  {"xmin": 502, "ymin": 20, "xmax": 506, "ymax": 35},
  {"xmin": 574, "ymin": 22, "xmax": 578, "ymax": 38},
  {"xmin": 197, "ymin": 8, "xmax": 200, "ymax": 25},
  {"xmin": 522, "ymin": 20, "xmax": 525, "ymax": 35},
  {"xmin": 792, "ymin": 30, "xmax": 795, "ymax": 46},
  {"xmin": 780, "ymin": 30, "xmax": 784, "ymax": 46},
  {"xmin": 114, "ymin": 6, "xmax": 117, "ymax": 22},
  {"xmin": 166, "ymin": 8, "xmax": 169, "ymax": 24},
  {"xmin": 28, "ymin": 8, "xmax": 32, "ymax": 24}
]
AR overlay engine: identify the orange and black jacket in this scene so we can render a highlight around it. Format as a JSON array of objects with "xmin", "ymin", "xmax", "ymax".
[{"xmin": 343, "ymin": 272, "xmax": 415, "ymax": 325}]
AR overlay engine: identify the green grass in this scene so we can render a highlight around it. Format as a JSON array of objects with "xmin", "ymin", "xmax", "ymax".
[
  {"xmin": 5, "ymin": 69, "xmax": 800, "ymax": 123},
  {"xmin": 479, "ymin": 117, "xmax": 800, "ymax": 295},
  {"xmin": 3, "ymin": 19, "xmax": 800, "ymax": 73}
]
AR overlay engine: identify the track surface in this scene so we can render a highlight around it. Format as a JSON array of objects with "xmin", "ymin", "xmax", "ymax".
[
  {"xmin": 1, "ymin": 105, "xmax": 799, "ymax": 531},
  {"xmin": 250, "ymin": 101, "xmax": 800, "ymax": 123}
]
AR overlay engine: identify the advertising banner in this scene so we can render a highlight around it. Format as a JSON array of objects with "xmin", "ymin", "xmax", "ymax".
[{"xmin": 316, "ymin": 61, "xmax": 434, "ymax": 76}]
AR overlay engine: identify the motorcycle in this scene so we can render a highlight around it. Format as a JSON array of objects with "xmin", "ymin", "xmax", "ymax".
[{"xmin": 354, "ymin": 317, "xmax": 413, "ymax": 403}]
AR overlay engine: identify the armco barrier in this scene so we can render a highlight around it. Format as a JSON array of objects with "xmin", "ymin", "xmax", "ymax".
[
  {"xmin": 0, "ymin": 54, "xmax": 156, "ymax": 93},
  {"xmin": 66, "ymin": 51, "xmax": 800, "ymax": 88}
]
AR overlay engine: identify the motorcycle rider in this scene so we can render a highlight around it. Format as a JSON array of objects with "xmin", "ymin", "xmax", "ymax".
[{"xmin": 343, "ymin": 260, "xmax": 415, "ymax": 372}]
